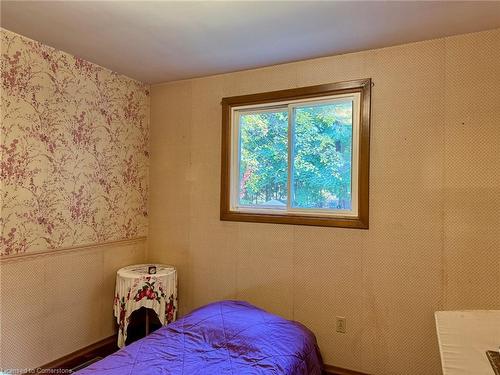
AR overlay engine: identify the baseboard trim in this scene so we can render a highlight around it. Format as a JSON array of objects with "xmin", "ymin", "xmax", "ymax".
[
  {"xmin": 41, "ymin": 335, "xmax": 118, "ymax": 370},
  {"xmin": 323, "ymin": 364, "xmax": 370, "ymax": 375}
]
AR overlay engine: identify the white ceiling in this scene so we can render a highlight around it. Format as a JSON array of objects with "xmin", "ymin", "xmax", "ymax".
[{"xmin": 2, "ymin": 1, "xmax": 500, "ymax": 84}]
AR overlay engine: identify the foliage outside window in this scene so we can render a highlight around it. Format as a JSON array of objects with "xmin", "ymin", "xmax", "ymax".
[{"xmin": 221, "ymin": 79, "xmax": 371, "ymax": 228}]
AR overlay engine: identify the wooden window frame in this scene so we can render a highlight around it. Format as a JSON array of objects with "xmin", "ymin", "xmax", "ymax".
[{"xmin": 220, "ymin": 78, "xmax": 371, "ymax": 229}]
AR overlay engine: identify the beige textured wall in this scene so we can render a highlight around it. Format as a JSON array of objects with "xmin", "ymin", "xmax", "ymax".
[
  {"xmin": 149, "ymin": 29, "xmax": 500, "ymax": 374},
  {"xmin": 0, "ymin": 239, "xmax": 146, "ymax": 370}
]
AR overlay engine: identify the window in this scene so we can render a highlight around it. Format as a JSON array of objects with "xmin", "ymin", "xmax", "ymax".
[{"xmin": 221, "ymin": 79, "xmax": 371, "ymax": 228}]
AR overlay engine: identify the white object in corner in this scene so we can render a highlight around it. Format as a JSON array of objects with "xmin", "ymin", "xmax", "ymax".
[{"xmin": 435, "ymin": 310, "xmax": 500, "ymax": 375}]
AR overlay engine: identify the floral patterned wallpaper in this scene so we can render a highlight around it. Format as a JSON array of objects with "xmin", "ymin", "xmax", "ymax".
[{"xmin": 0, "ymin": 29, "xmax": 149, "ymax": 256}]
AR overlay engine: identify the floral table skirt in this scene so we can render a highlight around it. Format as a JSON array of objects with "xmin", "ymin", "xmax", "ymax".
[{"xmin": 113, "ymin": 264, "xmax": 177, "ymax": 347}]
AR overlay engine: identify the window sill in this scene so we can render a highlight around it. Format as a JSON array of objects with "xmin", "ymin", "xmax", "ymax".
[{"xmin": 220, "ymin": 210, "xmax": 368, "ymax": 229}]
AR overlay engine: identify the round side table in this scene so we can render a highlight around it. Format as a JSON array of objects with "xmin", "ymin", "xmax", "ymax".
[{"xmin": 113, "ymin": 264, "xmax": 177, "ymax": 348}]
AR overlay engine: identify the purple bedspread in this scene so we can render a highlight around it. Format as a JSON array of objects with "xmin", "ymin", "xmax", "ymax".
[{"xmin": 76, "ymin": 300, "xmax": 323, "ymax": 374}]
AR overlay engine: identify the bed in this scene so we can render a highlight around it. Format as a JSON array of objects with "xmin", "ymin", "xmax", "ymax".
[{"xmin": 75, "ymin": 300, "xmax": 323, "ymax": 374}]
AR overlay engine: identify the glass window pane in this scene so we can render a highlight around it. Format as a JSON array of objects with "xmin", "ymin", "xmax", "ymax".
[
  {"xmin": 292, "ymin": 100, "xmax": 353, "ymax": 210},
  {"xmin": 238, "ymin": 110, "xmax": 288, "ymax": 208}
]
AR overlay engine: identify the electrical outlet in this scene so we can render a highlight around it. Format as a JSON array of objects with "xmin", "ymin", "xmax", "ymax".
[{"xmin": 336, "ymin": 316, "xmax": 346, "ymax": 334}]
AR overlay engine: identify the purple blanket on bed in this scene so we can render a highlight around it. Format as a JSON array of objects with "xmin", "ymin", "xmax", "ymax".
[{"xmin": 76, "ymin": 300, "xmax": 322, "ymax": 374}]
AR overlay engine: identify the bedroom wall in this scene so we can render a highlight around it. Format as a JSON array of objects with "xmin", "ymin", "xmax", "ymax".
[
  {"xmin": 149, "ymin": 28, "xmax": 500, "ymax": 375},
  {"xmin": 0, "ymin": 29, "xmax": 149, "ymax": 369}
]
